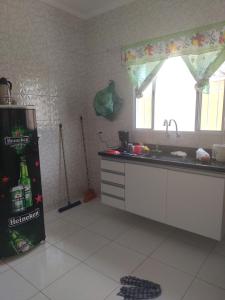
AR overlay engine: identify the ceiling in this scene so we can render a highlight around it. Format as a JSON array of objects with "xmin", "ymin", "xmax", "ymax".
[{"xmin": 41, "ymin": 0, "xmax": 136, "ymax": 19}]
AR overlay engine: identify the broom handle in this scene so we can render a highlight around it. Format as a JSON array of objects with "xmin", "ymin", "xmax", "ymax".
[
  {"xmin": 80, "ymin": 116, "xmax": 91, "ymax": 189},
  {"xmin": 59, "ymin": 123, "xmax": 71, "ymax": 204}
]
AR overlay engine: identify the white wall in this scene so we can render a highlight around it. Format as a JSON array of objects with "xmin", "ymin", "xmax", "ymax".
[{"xmin": 84, "ymin": 0, "xmax": 225, "ymax": 193}]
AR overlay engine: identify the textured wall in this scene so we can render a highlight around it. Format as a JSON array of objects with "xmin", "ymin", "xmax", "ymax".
[
  {"xmin": 84, "ymin": 0, "xmax": 225, "ymax": 193},
  {"xmin": 1, "ymin": 0, "xmax": 225, "ymax": 204},
  {"xmin": 0, "ymin": 0, "xmax": 87, "ymax": 210}
]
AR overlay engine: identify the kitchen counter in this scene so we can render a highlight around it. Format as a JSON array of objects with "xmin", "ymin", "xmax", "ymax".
[{"xmin": 98, "ymin": 150, "xmax": 225, "ymax": 173}]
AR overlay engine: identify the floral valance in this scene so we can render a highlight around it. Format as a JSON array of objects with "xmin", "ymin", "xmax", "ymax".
[{"xmin": 122, "ymin": 21, "xmax": 225, "ymax": 66}]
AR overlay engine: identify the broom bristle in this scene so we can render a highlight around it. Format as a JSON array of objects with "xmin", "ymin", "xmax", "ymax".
[{"xmin": 83, "ymin": 189, "xmax": 97, "ymax": 202}]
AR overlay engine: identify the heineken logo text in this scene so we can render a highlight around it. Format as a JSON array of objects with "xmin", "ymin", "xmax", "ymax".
[
  {"xmin": 4, "ymin": 136, "xmax": 30, "ymax": 146},
  {"xmin": 8, "ymin": 209, "xmax": 40, "ymax": 227}
]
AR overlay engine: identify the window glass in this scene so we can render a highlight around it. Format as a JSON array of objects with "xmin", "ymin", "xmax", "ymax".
[
  {"xmin": 154, "ymin": 57, "xmax": 196, "ymax": 131},
  {"xmin": 200, "ymin": 62, "xmax": 225, "ymax": 131},
  {"xmin": 136, "ymin": 82, "xmax": 152, "ymax": 129},
  {"xmin": 135, "ymin": 57, "xmax": 225, "ymax": 132}
]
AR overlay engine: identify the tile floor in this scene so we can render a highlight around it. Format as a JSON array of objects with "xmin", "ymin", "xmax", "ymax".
[{"xmin": 1, "ymin": 199, "xmax": 225, "ymax": 300}]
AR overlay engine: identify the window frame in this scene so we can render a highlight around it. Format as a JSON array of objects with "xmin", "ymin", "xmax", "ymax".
[{"xmin": 134, "ymin": 77, "xmax": 225, "ymax": 134}]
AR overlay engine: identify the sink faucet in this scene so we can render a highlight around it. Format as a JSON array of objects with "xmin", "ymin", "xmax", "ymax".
[
  {"xmin": 163, "ymin": 119, "xmax": 169, "ymax": 137},
  {"xmin": 168, "ymin": 119, "xmax": 180, "ymax": 137}
]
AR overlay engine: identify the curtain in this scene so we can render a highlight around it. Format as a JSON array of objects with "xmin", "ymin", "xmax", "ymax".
[
  {"xmin": 128, "ymin": 60, "xmax": 164, "ymax": 98},
  {"xmin": 122, "ymin": 21, "xmax": 225, "ymax": 94},
  {"xmin": 182, "ymin": 49, "xmax": 225, "ymax": 93}
]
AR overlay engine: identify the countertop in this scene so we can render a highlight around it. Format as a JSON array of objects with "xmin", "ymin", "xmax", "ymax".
[{"xmin": 98, "ymin": 149, "xmax": 225, "ymax": 173}]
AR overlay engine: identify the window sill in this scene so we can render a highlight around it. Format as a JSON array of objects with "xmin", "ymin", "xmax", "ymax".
[{"xmin": 134, "ymin": 128, "xmax": 224, "ymax": 134}]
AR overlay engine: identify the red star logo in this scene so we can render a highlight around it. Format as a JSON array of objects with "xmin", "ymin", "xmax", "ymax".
[
  {"xmin": 35, "ymin": 194, "xmax": 43, "ymax": 204},
  {"xmin": 35, "ymin": 160, "xmax": 40, "ymax": 167},
  {"xmin": 2, "ymin": 176, "xmax": 9, "ymax": 184}
]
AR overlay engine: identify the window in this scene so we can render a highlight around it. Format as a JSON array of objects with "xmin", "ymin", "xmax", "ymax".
[
  {"xmin": 136, "ymin": 57, "xmax": 225, "ymax": 132},
  {"xmin": 201, "ymin": 69, "xmax": 225, "ymax": 131}
]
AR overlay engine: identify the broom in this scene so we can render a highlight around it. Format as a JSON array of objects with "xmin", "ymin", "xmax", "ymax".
[
  {"xmin": 80, "ymin": 116, "xmax": 96, "ymax": 202},
  {"xmin": 58, "ymin": 123, "xmax": 81, "ymax": 213}
]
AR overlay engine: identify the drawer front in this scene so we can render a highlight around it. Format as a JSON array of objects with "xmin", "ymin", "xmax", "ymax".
[
  {"xmin": 101, "ymin": 183, "xmax": 124, "ymax": 199},
  {"xmin": 101, "ymin": 194, "xmax": 125, "ymax": 210},
  {"xmin": 101, "ymin": 172, "xmax": 125, "ymax": 185},
  {"xmin": 101, "ymin": 159, "xmax": 124, "ymax": 173}
]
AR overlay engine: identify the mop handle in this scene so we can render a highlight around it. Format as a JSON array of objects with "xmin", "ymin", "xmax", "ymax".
[
  {"xmin": 59, "ymin": 124, "xmax": 71, "ymax": 204},
  {"xmin": 80, "ymin": 116, "xmax": 91, "ymax": 189}
]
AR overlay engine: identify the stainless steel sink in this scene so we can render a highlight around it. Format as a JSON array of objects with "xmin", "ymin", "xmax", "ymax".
[{"xmin": 140, "ymin": 153, "xmax": 188, "ymax": 162}]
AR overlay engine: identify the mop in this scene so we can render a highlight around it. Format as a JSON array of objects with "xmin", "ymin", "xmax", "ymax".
[{"xmin": 58, "ymin": 123, "xmax": 81, "ymax": 213}]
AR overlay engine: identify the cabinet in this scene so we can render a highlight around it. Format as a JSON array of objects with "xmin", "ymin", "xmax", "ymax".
[
  {"xmin": 100, "ymin": 158, "xmax": 225, "ymax": 240},
  {"xmin": 166, "ymin": 170, "xmax": 225, "ymax": 240},
  {"xmin": 125, "ymin": 163, "xmax": 167, "ymax": 222},
  {"xmin": 100, "ymin": 159, "xmax": 125, "ymax": 210}
]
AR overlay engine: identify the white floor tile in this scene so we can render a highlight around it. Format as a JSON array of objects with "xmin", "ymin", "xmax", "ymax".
[
  {"xmin": 130, "ymin": 215, "xmax": 172, "ymax": 232},
  {"xmin": 152, "ymin": 238, "xmax": 209, "ymax": 275},
  {"xmin": 55, "ymin": 229, "xmax": 110, "ymax": 260},
  {"xmin": 213, "ymin": 238, "xmax": 225, "ymax": 256},
  {"xmin": 133, "ymin": 258, "xmax": 193, "ymax": 300},
  {"xmin": 111, "ymin": 209, "xmax": 142, "ymax": 226},
  {"xmin": 14, "ymin": 245, "xmax": 80, "ymax": 290},
  {"xmin": 45, "ymin": 218, "xmax": 83, "ymax": 244},
  {"xmin": 115, "ymin": 224, "xmax": 168, "ymax": 255},
  {"xmin": 30, "ymin": 293, "xmax": 50, "ymax": 300},
  {"xmin": 87, "ymin": 215, "xmax": 134, "ymax": 240},
  {"xmin": 170, "ymin": 229, "xmax": 216, "ymax": 251},
  {"xmin": 198, "ymin": 253, "xmax": 225, "ymax": 289},
  {"xmin": 105, "ymin": 287, "xmax": 121, "ymax": 300},
  {"xmin": 60, "ymin": 206, "xmax": 101, "ymax": 227},
  {"xmin": 85, "ymin": 200, "xmax": 117, "ymax": 216},
  {"xmin": 0, "ymin": 260, "xmax": 10, "ymax": 273},
  {"xmin": 0, "ymin": 269, "xmax": 38, "ymax": 300},
  {"xmin": 43, "ymin": 263, "xmax": 118, "ymax": 300},
  {"xmin": 44, "ymin": 209, "xmax": 61, "ymax": 224},
  {"xmin": 3, "ymin": 203, "xmax": 224, "ymax": 300},
  {"xmin": 183, "ymin": 279, "xmax": 225, "ymax": 300},
  {"xmin": 86, "ymin": 242, "xmax": 145, "ymax": 282},
  {"xmin": 5, "ymin": 241, "xmax": 50, "ymax": 267}
]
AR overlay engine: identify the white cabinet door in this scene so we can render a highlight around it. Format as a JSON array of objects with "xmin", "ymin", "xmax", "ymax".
[
  {"xmin": 125, "ymin": 163, "xmax": 167, "ymax": 222},
  {"xmin": 166, "ymin": 170, "xmax": 225, "ymax": 240}
]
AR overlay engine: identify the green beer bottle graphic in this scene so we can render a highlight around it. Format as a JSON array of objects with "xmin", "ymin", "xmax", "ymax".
[
  {"xmin": 11, "ymin": 185, "xmax": 26, "ymax": 214},
  {"xmin": 9, "ymin": 230, "xmax": 32, "ymax": 254},
  {"xmin": 19, "ymin": 158, "xmax": 33, "ymax": 209}
]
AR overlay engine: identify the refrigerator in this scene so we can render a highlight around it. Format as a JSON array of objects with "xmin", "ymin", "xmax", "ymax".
[{"xmin": 0, "ymin": 106, "xmax": 45, "ymax": 258}]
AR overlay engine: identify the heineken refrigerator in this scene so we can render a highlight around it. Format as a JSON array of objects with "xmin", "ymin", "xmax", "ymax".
[{"xmin": 0, "ymin": 106, "xmax": 45, "ymax": 258}]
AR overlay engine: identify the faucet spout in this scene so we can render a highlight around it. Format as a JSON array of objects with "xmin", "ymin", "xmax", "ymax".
[
  {"xmin": 163, "ymin": 119, "xmax": 169, "ymax": 137},
  {"xmin": 168, "ymin": 119, "xmax": 180, "ymax": 137}
]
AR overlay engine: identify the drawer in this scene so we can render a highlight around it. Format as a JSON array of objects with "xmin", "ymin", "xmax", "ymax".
[
  {"xmin": 101, "ymin": 171, "xmax": 125, "ymax": 185},
  {"xmin": 101, "ymin": 194, "xmax": 125, "ymax": 210},
  {"xmin": 101, "ymin": 159, "xmax": 124, "ymax": 173},
  {"xmin": 101, "ymin": 183, "xmax": 124, "ymax": 199}
]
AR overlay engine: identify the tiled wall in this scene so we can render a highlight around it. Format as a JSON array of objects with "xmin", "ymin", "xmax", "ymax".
[
  {"xmin": 1, "ymin": 0, "xmax": 225, "ymax": 203},
  {"xmin": 84, "ymin": 0, "xmax": 225, "ymax": 193},
  {"xmin": 0, "ymin": 0, "xmax": 87, "ymax": 210}
]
